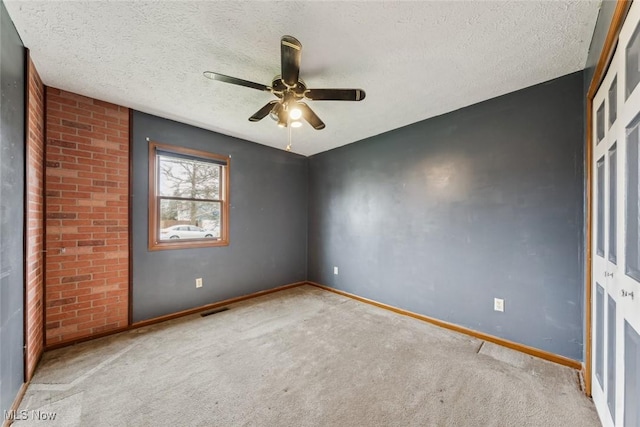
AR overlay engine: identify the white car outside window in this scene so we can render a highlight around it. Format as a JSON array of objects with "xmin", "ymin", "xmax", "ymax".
[{"xmin": 160, "ymin": 225, "xmax": 215, "ymax": 240}]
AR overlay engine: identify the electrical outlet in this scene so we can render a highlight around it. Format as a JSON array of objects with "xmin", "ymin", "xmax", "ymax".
[
  {"xmin": 334, "ymin": 266, "xmax": 339, "ymax": 275},
  {"xmin": 494, "ymin": 298, "xmax": 504, "ymax": 312},
  {"xmin": 196, "ymin": 278, "xmax": 203, "ymax": 288}
]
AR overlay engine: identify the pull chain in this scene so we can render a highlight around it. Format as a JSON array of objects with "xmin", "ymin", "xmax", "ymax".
[{"xmin": 286, "ymin": 116, "xmax": 292, "ymax": 151}]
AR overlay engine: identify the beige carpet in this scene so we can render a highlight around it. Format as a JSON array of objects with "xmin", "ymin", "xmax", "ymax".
[{"xmin": 14, "ymin": 285, "xmax": 599, "ymax": 426}]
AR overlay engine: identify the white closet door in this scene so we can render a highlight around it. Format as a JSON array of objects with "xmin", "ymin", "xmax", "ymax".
[{"xmin": 592, "ymin": 2, "xmax": 640, "ymax": 426}]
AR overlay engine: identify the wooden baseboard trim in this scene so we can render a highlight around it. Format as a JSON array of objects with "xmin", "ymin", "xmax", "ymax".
[
  {"xmin": 3, "ymin": 382, "xmax": 29, "ymax": 427},
  {"xmin": 131, "ymin": 281, "xmax": 307, "ymax": 328},
  {"xmin": 307, "ymin": 281, "xmax": 582, "ymax": 370},
  {"xmin": 45, "ymin": 281, "xmax": 307, "ymax": 351}
]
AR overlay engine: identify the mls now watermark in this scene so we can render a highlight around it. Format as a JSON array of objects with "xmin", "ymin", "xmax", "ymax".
[{"xmin": 4, "ymin": 410, "xmax": 57, "ymax": 421}]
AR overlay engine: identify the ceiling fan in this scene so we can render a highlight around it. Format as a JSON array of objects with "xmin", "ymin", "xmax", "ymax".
[{"xmin": 203, "ymin": 35, "xmax": 366, "ymax": 130}]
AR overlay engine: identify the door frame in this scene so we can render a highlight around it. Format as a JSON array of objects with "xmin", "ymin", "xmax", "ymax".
[{"xmin": 585, "ymin": 0, "xmax": 632, "ymax": 397}]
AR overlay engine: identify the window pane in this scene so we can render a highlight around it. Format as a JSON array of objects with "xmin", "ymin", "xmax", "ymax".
[
  {"xmin": 159, "ymin": 200, "xmax": 221, "ymax": 240},
  {"xmin": 609, "ymin": 77, "xmax": 617, "ymax": 128},
  {"xmin": 626, "ymin": 115, "xmax": 640, "ymax": 281},
  {"xmin": 624, "ymin": 321, "xmax": 640, "ymax": 427},
  {"xmin": 607, "ymin": 295, "xmax": 616, "ymax": 422},
  {"xmin": 158, "ymin": 154, "xmax": 221, "ymax": 200},
  {"xmin": 627, "ymin": 21, "xmax": 640, "ymax": 99},
  {"xmin": 609, "ymin": 144, "xmax": 617, "ymax": 264},
  {"xmin": 596, "ymin": 283, "xmax": 604, "ymax": 389},
  {"xmin": 597, "ymin": 102, "xmax": 605, "ymax": 144},
  {"xmin": 597, "ymin": 156, "xmax": 605, "ymax": 257}
]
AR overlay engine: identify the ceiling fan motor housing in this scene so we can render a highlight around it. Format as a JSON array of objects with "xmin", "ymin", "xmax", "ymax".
[{"xmin": 271, "ymin": 77, "xmax": 307, "ymax": 98}]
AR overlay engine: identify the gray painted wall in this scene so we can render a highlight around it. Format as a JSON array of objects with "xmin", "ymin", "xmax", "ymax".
[
  {"xmin": 308, "ymin": 71, "xmax": 585, "ymax": 360},
  {"xmin": 131, "ymin": 112, "xmax": 307, "ymax": 322},
  {"xmin": 0, "ymin": 0, "xmax": 25, "ymax": 413}
]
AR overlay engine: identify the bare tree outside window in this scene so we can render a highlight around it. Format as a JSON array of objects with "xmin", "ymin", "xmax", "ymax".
[
  {"xmin": 148, "ymin": 142, "xmax": 229, "ymax": 250},
  {"xmin": 159, "ymin": 156, "xmax": 221, "ymax": 233}
]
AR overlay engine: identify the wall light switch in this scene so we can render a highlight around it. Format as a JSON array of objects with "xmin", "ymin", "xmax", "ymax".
[
  {"xmin": 494, "ymin": 298, "xmax": 504, "ymax": 312},
  {"xmin": 333, "ymin": 266, "xmax": 339, "ymax": 275},
  {"xmin": 196, "ymin": 278, "xmax": 203, "ymax": 288}
]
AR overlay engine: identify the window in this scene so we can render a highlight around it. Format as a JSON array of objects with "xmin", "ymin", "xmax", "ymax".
[
  {"xmin": 148, "ymin": 141, "xmax": 229, "ymax": 250},
  {"xmin": 609, "ymin": 76, "xmax": 617, "ymax": 128},
  {"xmin": 627, "ymin": 114, "xmax": 640, "ymax": 280},
  {"xmin": 627, "ymin": 21, "xmax": 640, "ymax": 99},
  {"xmin": 609, "ymin": 143, "xmax": 617, "ymax": 264},
  {"xmin": 597, "ymin": 156, "xmax": 605, "ymax": 257},
  {"xmin": 597, "ymin": 101, "xmax": 605, "ymax": 143}
]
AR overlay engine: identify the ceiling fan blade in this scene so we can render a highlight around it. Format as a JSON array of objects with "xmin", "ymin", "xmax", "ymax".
[
  {"xmin": 203, "ymin": 71, "xmax": 271, "ymax": 92},
  {"xmin": 305, "ymin": 88, "xmax": 366, "ymax": 101},
  {"xmin": 249, "ymin": 101, "xmax": 279, "ymax": 122},
  {"xmin": 297, "ymin": 102, "xmax": 325, "ymax": 130},
  {"xmin": 281, "ymin": 35, "xmax": 302, "ymax": 87}
]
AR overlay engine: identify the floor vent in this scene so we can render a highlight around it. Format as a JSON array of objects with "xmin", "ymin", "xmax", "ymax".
[{"xmin": 201, "ymin": 307, "xmax": 229, "ymax": 317}]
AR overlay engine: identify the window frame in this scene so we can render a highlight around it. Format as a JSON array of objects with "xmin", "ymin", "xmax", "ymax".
[{"xmin": 148, "ymin": 141, "xmax": 230, "ymax": 251}]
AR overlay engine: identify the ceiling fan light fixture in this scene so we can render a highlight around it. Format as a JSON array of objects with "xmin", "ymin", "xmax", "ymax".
[
  {"xmin": 291, "ymin": 120, "xmax": 302, "ymax": 128},
  {"xmin": 289, "ymin": 106, "xmax": 302, "ymax": 120},
  {"xmin": 270, "ymin": 102, "xmax": 284, "ymax": 121},
  {"xmin": 277, "ymin": 106, "xmax": 289, "ymax": 127}
]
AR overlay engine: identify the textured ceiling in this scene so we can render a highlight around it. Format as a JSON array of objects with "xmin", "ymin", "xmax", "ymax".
[{"xmin": 6, "ymin": 1, "xmax": 600, "ymax": 156}]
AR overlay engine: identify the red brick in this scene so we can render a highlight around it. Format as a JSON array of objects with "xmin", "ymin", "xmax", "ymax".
[
  {"xmin": 77, "ymin": 266, "xmax": 105, "ymax": 275},
  {"xmin": 48, "ymin": 139, "xmax": 77, "ymax": 149},
  {"xmin": 60, "ymin": 301, "xmax": 92, "ymax": 312},
  {"xmin": 78, "ymin": 293, "xmax": 106, "ymax": 302},
  {"xmin": 46, "ymin": 322, "xmax": 60, "ymax": 330},
  {"xmin": 48, "ymin": 297, "xmax": 76, "ymax": 307},
  {"xmin": 61, "ymin": 274, "xmax": 92, "ymax": 284},
  {"xmin": 45, "ymin": 86, "xmax": 130, "ymax": 346},
  {"xmin": 25, "ymin": 57, "xmax": 45, "ymax": 380},
  {"xmin": 77, "ymin": 239, "xmax": 105, "ymax": 247},
  {"xmin": 77, "ymin": 306, "xmax": 106, "ymax": 317},
  {"xmin": 93, "ymin": 99, "xmax": 120, "ymax": 110},
  {"xmin": 79, "ymin": 102, "xmax": 106, "ymax": 115},
  {"xmin": 62, "ymin": 315, "xmax": 93, "ymax": 327},
  {"xmin": 93, "ymin": 219, "xmax": 118, "ymax": 225}
]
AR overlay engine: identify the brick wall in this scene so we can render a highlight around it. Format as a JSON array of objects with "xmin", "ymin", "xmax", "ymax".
[
  {"xmin": 25, "ymin": 56, "xmax": 45, "ymax": 379},
  {"xmin": 45, "ymin": 87, "xmax": 129, "ymax": 345}
]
